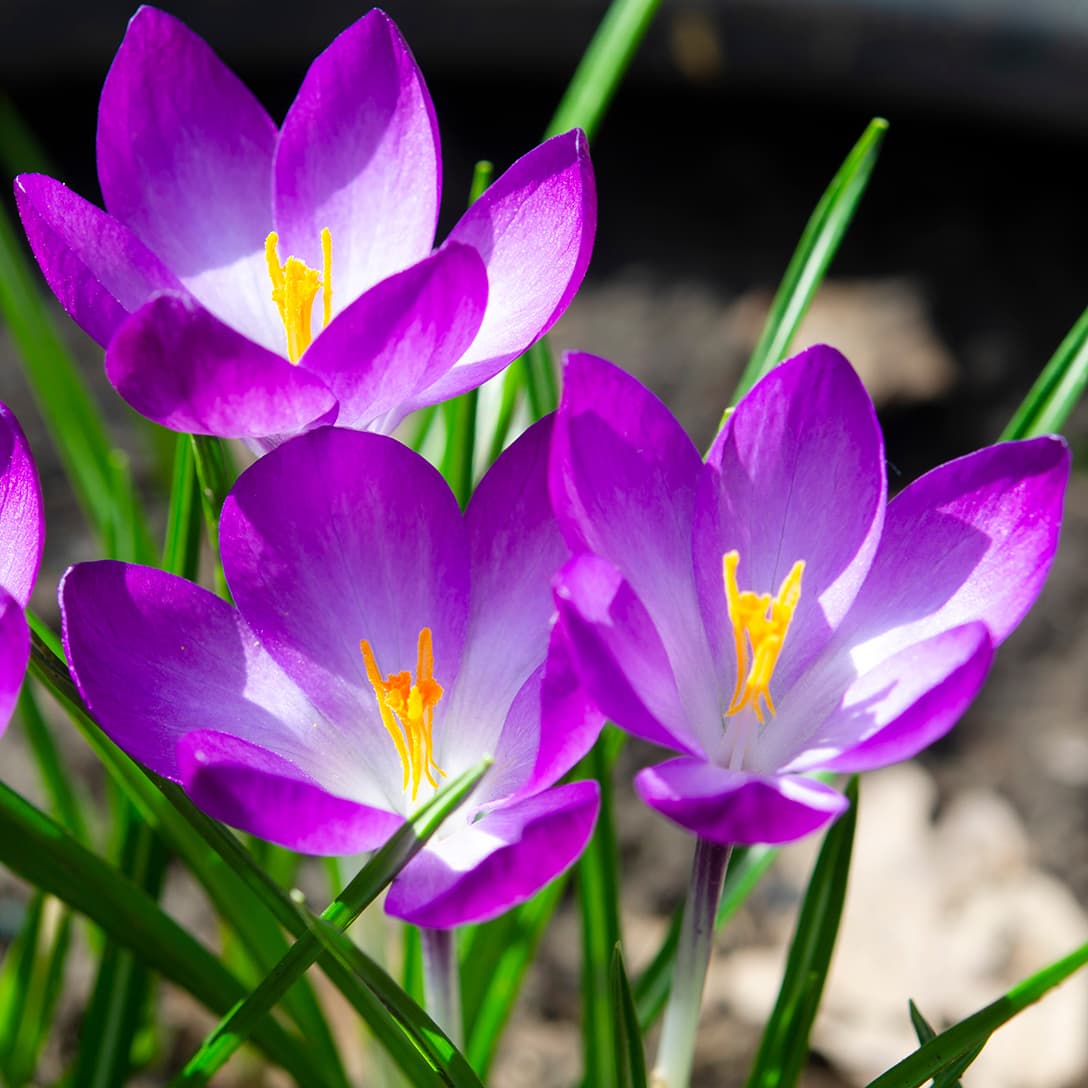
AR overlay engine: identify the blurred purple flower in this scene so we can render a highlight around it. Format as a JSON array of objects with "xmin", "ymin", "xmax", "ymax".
[
  {"xmin": 16, "ymin": 7, "xmax": 595, "ymax": 451},
  {"xmin": 60, "ymin": 421, "xmax": 601, "ymax": 926},
  {"xmin": 0, "ymin": 402, "xmax": 44, "ymax": 732},
  {"xmin": 549, "ymin": 347, "xmax": 1069, "ymax": 845}
]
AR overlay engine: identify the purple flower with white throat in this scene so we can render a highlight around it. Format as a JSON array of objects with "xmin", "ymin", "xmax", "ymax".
[
  {"xmin": 0, "ymin": 402, "xmax": 44, "ymax": 732},
  {"xmin": 549, "ymin": 347, "xmax": 1069, "ymax": 847},
  {"xmin": 15, "ymin": 7, "xmax": 595, "ymax": 451},
  {"xmin": 60, "ymin": 420, "xmax": 601, "ymax": 927}
]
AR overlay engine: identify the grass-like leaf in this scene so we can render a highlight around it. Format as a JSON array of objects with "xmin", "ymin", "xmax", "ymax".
[
  {"xmin": 1001, "ymin": 303, "xmax": 1088, "ymax": 441},
  {"xmin": 729, "ymin": 120, "xmax": 888, "ymax": 408},
  {"xmin": 745, "ymin": 776, "xmax": 859, "ymax": 1088},
  {"xmin": 577, "ymin": 736, "xmax": 624, "ymax": 1088},
  {"xmin": 462, "ymin": 876, "xmax": 568, "ymax": 1076},
  {"xmin": 906, "ymin": 1000, "xmax": 981, "ymax": 1087},
  {"xmin": 610, "ymin": 945, "xmax": 649, "ymax": 1088},
  {"xmin": 0, "ymin": 781, "xmax": 328, "ymax": 1087},
  {"xmin": 865, "ymin": 939, "xmax": 1088, "ymax": 1088},
  {"xmin": 171, "ymin": 757, "xmax": 491, "ymax": 1086}
]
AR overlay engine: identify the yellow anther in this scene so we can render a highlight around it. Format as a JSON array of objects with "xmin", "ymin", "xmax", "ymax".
[
  {"xmin": 722, "ymin": 551, "xmax": 804, "ymax": 724},
  {"xmin": 360, "ymin": 628, "xmax": 445, "ymax": 801},
  {"xmin": 264, "ymin": 229, "xmax": 334, "ymax": 363}
]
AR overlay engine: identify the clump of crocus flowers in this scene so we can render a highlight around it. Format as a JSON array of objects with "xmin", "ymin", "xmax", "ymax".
[{"xmin": 3, "ymin": 5, "xmax": 1077, "ymax": 1087}]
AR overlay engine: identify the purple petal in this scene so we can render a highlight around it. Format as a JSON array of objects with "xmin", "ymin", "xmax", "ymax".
[
  {"xmin": 97, "ymin": 7, "xmax": 279, "ymax": 345},
  {"xmin": 0, "ymin": 402, "xmax": 44, "ymax": 607},
  {"xmin": 419, "ymin": 131, "xmax": 596, "ymax": 403},
  {"xmin": 782, "ymin": 623, "xmax": 993, "ymax": 774},
  {"xmin": 178, "ymin": 731, "xmax": 402, "ymax": 854},
  {"xmin": 554, "ymin": 554, "xmax": 700, "ymax": 755},
  {"xmin": 300, "ymin": 244, "xmax": 487, "ymax": 431},
  {"xmin": 838, "ymin": 436, "xmax": 1070, "ymax": 665},
  {"xmin": 436, "ymin": 418, "xmax": 565, "ymax": 774},
  {"xmin": 275, "ymin": 10, "xmax": 440, "ymax": 302},
  {"xmin": 529, "ymin": 622, "xmax": 606, "ymax": 794},
  {"xmin": 14, "ymin": 174, "xmax": 185, "ymax": 346},
  {"xmin": 0, "ymin": 591, "xmax": 29, "ymax": 734},
  {"xmin": 551, "ymin": 353, "xmax": 719, "ymax": 731},
  {"xmin": 635, "ymin": 757, "xmax": 849, "ymax": 845},
  {"xmin": 384, "ymin": 780, "xmax": 599, "ymax": 927},
  {"xmin": 220, "ymin": 429, "xmax": 469, "ymax": 795},
  {"xmin": 696, "ymin": 345, "xmax": 886, "ymax": 701},
  {"xmin": 58, "ymin": 561, "xmax": 380, "ymax": 796},
  {"xmin": 105, "ymin": 293, "xmax": 337, "ymax": 438}
]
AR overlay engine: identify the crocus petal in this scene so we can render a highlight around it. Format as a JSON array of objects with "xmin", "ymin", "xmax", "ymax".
[
  {"xmin": 437, "ymin": 418, "xmax": 566, "ymax": 771},
  {"xmin": 0, "ymin": 591, "xmax": 29, "ymax": 733},
  {"xmin": 0, "ymin": 402, "xmax": 44, "ymax": 607},
  {"xmin": 418, "ymin": 130, "xmax": 596, "ymax": 403},
  {"xmin": 635, "ymin": 758, "xmax": 849, "ymax": 845},
  {"xmin": 384, "ymin": 780, "xmax": 600, "ymax": 927},
  {"xmin": 58, "ymin": 562, "xmax": 376, "ymax": 797},
  {"xmin": 551, "ymin": 353, "xmax": 719, "ymax": 731},
  {"xmin": 97, "ymin": 7, "xmax": 279, "ymax": 345},
  {"xmin": 696, "ymin": 345, "xmax": 886, "ymax": 704},
  {"xmin": 529, "ymin": 622, "xmax": 607, "ymax": 794},
  {"xmin": 838, "ymin": 435, "xmax": 1070, "ymax": 669},
  {"xmin": 275, "ymin": 10, "xmax": 440, "ymax": 302},
  {"xmin": 178, "ymin": 731, "xmax": 402, "ymax": 854},
  {"xmin": 781, "ymin": 623, "xmax": 993, "ymax": 774},
  {"xmin": 14, "ymin": 174, "xmax": 185, "ymax": 346},
  {"xmin": 220, "ymin": 428, "xmax": 469, "ymax": 796},
  {"xmin": 299, "ymin": 244, "xmax": 487, "ymax": 431},
  {"xmin": 554, "ymin": 555, "xmax": 701, "ymax": 755},
  {"xmin": 105, "ymin": 293, "xmax": 337, "ymax": 438}
]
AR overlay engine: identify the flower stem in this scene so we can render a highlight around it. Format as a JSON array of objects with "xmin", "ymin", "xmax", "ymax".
[
  {"xmin": 651, "ymin": 838, "xmax": 732, "ymax": 1088},
  {"xmin": 420, "ymin": 926, "xmax": 462, "ymax": 1049}
]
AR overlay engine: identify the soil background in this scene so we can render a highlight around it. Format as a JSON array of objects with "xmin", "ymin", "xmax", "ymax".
[{"xmin": 2, "ymin": 2, "xmax": 1088, "ymax": 1085}]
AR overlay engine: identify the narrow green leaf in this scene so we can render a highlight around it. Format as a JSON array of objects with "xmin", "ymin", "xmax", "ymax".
[
  {"xmin": 172, "ymin": 757, "xmax": 491, "ymax": 1087},
  {"xmin": 546, "ymin": 0, "xmax": 664, "ymax": 142},
  {"xmin": 189, "ymin": 434, "xmax": 236, "ymax": 598},
  {"xmin": 729, "ymin": 120, "xmax": 888, "ymax": 407},
  {"xmin": 0, "ymin": 781, "xmax": 330, "ymax": 1088},
  {"xmin": 462, "ymin": 876, "xmax": 567, "ymax": 1077},
  {"xmin": 161, "ymin": 434, "xmax": 203, "ymax": 580},
  {"xmin": 577, "ymin": 736, "xmax": 624, "ymax": 1088},
  {"xmin": 865, "ymin": 940, "xmax": 1088, "ymax": 1088},
  {"xmin": 1001, "ymin": 303, "xmax": 1088, "ymax": 440},
  {"xmin": 483, "ymin": 364, "xmax": 525, "ymax": 468},
  {"xmin": 0, "ymin": 893, "xmax": 73, "ymax": 1086},
  {"xmin": 17, "ymin": 680, "xmax": 89, "ymax": 842},
  {"xmin": 521, "ymin": 338, "xmax": 559, "ymax": 421},
  {"xmin": 306, "ymin": 916, "xmax": 486, "ymax": 1088},
  {"xmin": 25, "ymin": 628, "xmax": 350, "ymax": 1087},
  {"xmin": 745, "ymin": 776, "xmax": 859, "ymax": 1088},
  {"xmin": 908, "ymin": 1001, "xmax": 981, "ymax": 1088},
  {"xmin": 75, "ymin": 813, "xmax": 169, "ymax": 1088},
  {"xmin": 610, "ymin": 945, "xmax": 649, "ymax": 1088}
]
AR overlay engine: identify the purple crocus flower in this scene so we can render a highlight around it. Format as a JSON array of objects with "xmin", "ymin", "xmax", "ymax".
[
  {"xmin": 60, "ymin": 421, "xmax": 601, "ymax": 927},
  {"xmin": 549, "ymin": 347, "xmax": 1069, "ymax": 846},
  {"xmin": 0, "ymin": 402, "xmax": 44, "ymax": 732},
  {"xmin": 15, "ymin": 7, "xmax": 595, "ymax": 451}
]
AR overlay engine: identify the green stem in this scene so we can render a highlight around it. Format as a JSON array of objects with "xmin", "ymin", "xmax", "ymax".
[
  {"xmin": 651, "ymin": 839, "xmax": 732, "ymax": 1088},
  {"xmin": 420, "ymin": 927, "xmax": 462, "ymax": 1049}
]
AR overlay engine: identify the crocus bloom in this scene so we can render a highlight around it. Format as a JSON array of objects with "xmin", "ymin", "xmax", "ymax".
[
  {"xmin": 0, "ymin": 402, "xmax": 44, "ymax": 732},
  {"xmin": 549, "ymin": 347, "xmax": 1068, "ymax": 845},
  {"xmin": 15, "ymin": 7, "xmax": 595, "ymax": 451},
  {"xmin": 60, "ymin": 421, "xmax": 602, "ymax": 926}
]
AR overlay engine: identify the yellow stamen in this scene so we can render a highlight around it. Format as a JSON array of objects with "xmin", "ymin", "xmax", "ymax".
[
  {"xmin": 264, "ymin": 228, "xmax": 334, "ymax": 363},
  {"xmin": 722, "ymin": 551, "xmax": 804, "ymax": 724},
  {"xmin": 360, "ymin": 628, "xmax": 445, "ymax": 801}
]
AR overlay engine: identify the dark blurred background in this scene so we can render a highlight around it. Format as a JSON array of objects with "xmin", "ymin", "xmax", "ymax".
[{"xmin": 3, "ymin": 3, "xmax": 1088, "ymax": 1085}]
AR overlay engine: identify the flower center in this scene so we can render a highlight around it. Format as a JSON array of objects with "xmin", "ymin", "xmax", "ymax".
[
  {"xmin": 360, "ymin": 627, "xmax": 446, "ymax": 801},
  {"xmin": 722, "ymin": 551, "xmax": 805, "ymax": 724},
  {"xmin": 264, "ymin": 228, "xmax": 333, "ymax": 363}
]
